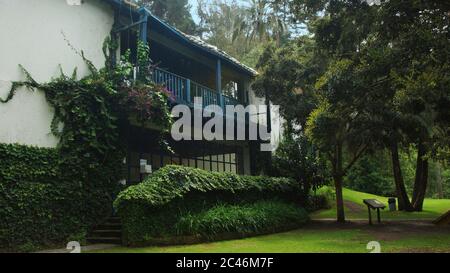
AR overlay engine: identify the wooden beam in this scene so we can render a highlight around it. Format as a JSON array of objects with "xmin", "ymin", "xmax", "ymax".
[{"xmin": 148, "ymin": 31, "xmax": 216, "ymax": 70}]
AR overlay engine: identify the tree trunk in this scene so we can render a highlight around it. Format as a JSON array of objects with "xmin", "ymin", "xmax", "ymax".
[
  {"xmin": 390, "ymin": 140, "xmax": 414, "ymax": 211},
  {"xmin": 334, "ymin": 143, "xmax": 346, "ymax": 223},
  {"xmin": 412, "ymin": 141, "xmax": 429, "ymax": 211},
  {"xmin": 334, "ymin": 175, "xmax": 345, "ymax": 223},
  {"xmin": 436, "ymin": 162, "xmax": 444, "ymax": 199}
]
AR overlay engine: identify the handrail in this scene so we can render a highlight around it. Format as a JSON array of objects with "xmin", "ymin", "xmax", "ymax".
[{"xmin": 151, "ymin": 67, "xmax": 241, "ymax": 108}]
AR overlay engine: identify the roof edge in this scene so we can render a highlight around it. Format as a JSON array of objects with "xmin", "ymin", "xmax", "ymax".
[{"xmin": 104, "ymin": 0, "xmax": 258, "ymax": 77}]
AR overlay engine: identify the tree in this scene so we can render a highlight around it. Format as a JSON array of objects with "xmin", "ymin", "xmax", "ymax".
[
  {"xmin": 135, "ymin": 0, "xmax": 198, "ymax": 34},
  {"xmin": 375, "ymin": 0, "xmax": 450, "ymax": 210},
  {"xmin": 253, "ymin": 37, "xmax": 325, "ymax": 127},
  {"xmin": 306, "ymin": 58, "xmax": 376, "ymax": 222},
  {"xmin": 293, "ymin": 0, "xmax": 450, "ymax": 213},
  {"xmin": 195, "ymin": 0, "xmax": 302, "ymax": 66},
  {"xmin": 272, "ymin": 125, "xmax": 329, "ymax": 202}
]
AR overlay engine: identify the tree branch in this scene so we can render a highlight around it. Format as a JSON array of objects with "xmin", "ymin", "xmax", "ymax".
[{"xmin": 343, "ymin": 144, "xmax": 368, "ymax": 176}]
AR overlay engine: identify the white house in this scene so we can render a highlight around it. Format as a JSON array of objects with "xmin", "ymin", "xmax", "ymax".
[{"xmin": 0, "ymin": 0, "xmax": 283, "ymax": 177}]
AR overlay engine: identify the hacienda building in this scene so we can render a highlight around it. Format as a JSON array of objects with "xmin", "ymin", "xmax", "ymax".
[{"xmin": 0, "ymin": 0, "xmax": 283, "ymax": 183}]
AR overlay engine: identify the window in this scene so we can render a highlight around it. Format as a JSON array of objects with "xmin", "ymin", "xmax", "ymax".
[{"xmin": 127, "ymin": 150, "xmax": 239, "ymax": 183}]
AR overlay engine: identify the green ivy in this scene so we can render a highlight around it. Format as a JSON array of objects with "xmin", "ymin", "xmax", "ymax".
[
  {"xmin": 0, "ymin": 144, "xmax": 58, "ymax": 184},
  {"xmin": 0, "ymin": 144, "xmax": 84, "ymax": 250},
  {"xmin": 0, "ymin": 38, "xmax": 174, "ymax": 250},
  {"xmin": 114, "ymin": 165, "xmax": 305, "ymax": 245}
]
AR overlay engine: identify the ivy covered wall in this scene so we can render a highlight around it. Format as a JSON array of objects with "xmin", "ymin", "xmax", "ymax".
[{"xmin": 0, "ymin": 0, "xmax": 114, "ymax": 147}]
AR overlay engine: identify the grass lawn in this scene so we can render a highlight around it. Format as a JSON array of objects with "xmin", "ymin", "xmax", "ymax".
[
  {"xmin": 92, "ymin": 221, "xmax": 450, "ymax": 253},
  {"xmin": 91, "ymin": 188, "xmax": 450, "ymax": 253},
  {"xmin": 311, "ymin": 187, "xmax": 450, "ymax": 220}
]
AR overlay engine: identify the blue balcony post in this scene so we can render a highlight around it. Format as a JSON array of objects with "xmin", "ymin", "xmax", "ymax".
[
  {"xmin": 186, "ymin": 79, "xmax": 191, "ymax": 103},
  {"xmin": 138, "ymin": 9, "xmax": 148, "ymax": 43},
  {"xmin": 216, "ymin": 59, "xmax": 224, "ymax": 109}
]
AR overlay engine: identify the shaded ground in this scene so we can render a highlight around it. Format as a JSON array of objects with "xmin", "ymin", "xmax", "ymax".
[{"xmin": 91, "ymin": 220, "xmax": 450, "ymax": 253}]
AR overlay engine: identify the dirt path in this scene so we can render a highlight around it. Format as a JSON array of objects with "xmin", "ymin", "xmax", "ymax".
[{"xmin": 343, "ymin": 200, "xmax": 364, "ymax": 213}]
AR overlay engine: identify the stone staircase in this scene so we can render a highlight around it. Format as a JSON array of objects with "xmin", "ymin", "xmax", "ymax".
[{"xmin": 87, "ymin": 217, "xmax": 122, "ymax": 245}]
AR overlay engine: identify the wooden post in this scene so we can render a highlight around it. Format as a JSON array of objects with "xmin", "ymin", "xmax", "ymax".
[
  {"xmin": 368, "ymin": 207, "xmax": 372, "ymax": 225},
  {"xmin": 377, "ymin": 208, "xmax": 381, "ymax": 223},
  {"xmin": 186, "ymin": 79, "xmax": 191, "ymax": 103},
  {"xmin": 216, "ymin": 59, "xmax": 224, "ymax": 108},
  {"xmin": 139, "ymin": 9, "xmax": 148, "ymax": 43}
]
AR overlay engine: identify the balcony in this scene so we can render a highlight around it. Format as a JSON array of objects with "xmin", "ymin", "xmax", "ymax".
[{"xmin": 151, "ymin": 67, "xmax": 241, "ymax": 109}]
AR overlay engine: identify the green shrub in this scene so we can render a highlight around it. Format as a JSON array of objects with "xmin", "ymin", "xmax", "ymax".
[
  {"xmin": 176, "ymin": 200, "xmax": 309, "ymax": 238},
  {"xmin": 115, "ymin": 165, "xmax": 307, "ymax": 245},
  {"xmin": 307, "ymin": 186, "xmax": 335, "ymax": 212},
  {"xmin": 114, "ymin": 165, "xmax": 302, "ymax": 209}
]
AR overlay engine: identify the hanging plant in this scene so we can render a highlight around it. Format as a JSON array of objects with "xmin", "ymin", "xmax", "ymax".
[
  {"xmin": 0, "ymin": 37, "xmax": 175, "ymax": 209},
  {"xmin": 121, "ymin": 82, "xmax": 174, "ymax": 130}
]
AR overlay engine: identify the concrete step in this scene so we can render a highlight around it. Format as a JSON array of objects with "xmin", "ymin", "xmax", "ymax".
[
  {"xmin": 96, "ymin": 223, "xmax": 122, "ymax": 230},
  {"xmin": 105, "ymin": 217, "xmax": 121, "ymax": 224},
  {"xmin": 91, "ymin": 230, "xmax": 122, "ymax": 237},
  {"xmin": 88, "ymin": 216, "xmax": 123, "ymax": 245},
  {"xmin": 87, "ymin": 237, "xmax": 122, "ymax": 244}
]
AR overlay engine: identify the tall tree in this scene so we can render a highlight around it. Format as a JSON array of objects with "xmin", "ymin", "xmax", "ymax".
[
  {"xmin": 376, "ymin": 0, "xmax": 450, "ymax": 210},
  {"xmin": 136, "ymin": 0, "xmax": 198, "ymax": 34},
  {"xmin": 292, "ymin": 0, "xmax": 450, "ymax": 213},
  {"xmin": 195, "ymin": 0, "xmax": 302, "ymax": 66}
]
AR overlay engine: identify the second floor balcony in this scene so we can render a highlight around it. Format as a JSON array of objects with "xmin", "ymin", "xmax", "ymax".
[{"xmin": 151, "ymin": 67, "xmax": 242, "ymax": 109}]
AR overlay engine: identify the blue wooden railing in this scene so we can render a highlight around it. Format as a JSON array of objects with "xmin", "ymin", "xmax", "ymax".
[{"xmin": 151, "ymin": 67, "xmax": 241, "ymax": 108}]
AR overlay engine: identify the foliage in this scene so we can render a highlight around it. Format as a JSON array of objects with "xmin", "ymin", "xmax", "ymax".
[
  {"xmin": 115, "ymin": 165, "xmax": 302, "ymax": 209},
  {"xmin": 0, "ymin": 144, "xmax": 89, "ymax": 250},
  {"xmin": 0, "ymin": 38, "xmax": 173, "ymax": 250},
  {"xmin": 175, "ymin": 200, "xmax": 309, "ymax": 239},
  {"xmin": 195, "ymin": 0, "xmax": 301, "ymax": 67},
  {"xmin": 272, "ymin": 128, "xmax": 329, "ymax": 200},
  {"xmin": 253, "ymin": 38, "xmax": 324, "ymax": 126},
  {"xmin": 114, "ymin": 165, "xmax": 305, "ymax": 245},
  {"xmin": 121, "ymin": 82, "xmax": 173, "ymax": 129},
  {"xmin": 345, "ymin": 153, "xmax": 395, "ymax": 197},
  {"xmin": 122, "ymin": 40, "xmax": 174, "ymax": 133},
  {"xmin": 308, "ymin": 186, "xmax": 334, "ymax": 212},
  {"xmin": 0, "ymin": 143, "xmax": 59, "ymax": 184},
  {"xmin": 134, "ymin": 0, "xmax": 198, "ymax": 34}
]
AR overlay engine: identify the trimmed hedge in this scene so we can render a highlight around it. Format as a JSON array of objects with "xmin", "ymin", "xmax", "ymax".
[
  {"xmin": 114, "ymin": 165, "xmax": 308, "ymax": 245},
  {"xmin": 114, "ymin": 165, "xmax": 302, "ymax": 208},
  {"xmin": 0, "ymin": 143, "xmax": 115, "ymax": 251}
]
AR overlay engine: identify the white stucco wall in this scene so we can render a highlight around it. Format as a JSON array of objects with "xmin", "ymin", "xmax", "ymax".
[{"xmin": 0, "ymin": 0, "xmax": 114, "ymax": 147}]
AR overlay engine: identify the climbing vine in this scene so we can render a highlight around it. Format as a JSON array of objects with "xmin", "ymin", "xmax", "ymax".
[{"xmin": 0, "ymin": 37, "xmax": 174, "ymax": 246}]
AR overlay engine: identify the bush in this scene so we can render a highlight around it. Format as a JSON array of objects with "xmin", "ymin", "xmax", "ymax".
[
  {"xmin": 0, "ymin": 143, "xmax": 115, "ymax": 251},
  {"xmin": 176, "ymin": 200, "xmax": 309, "ymax": 239},
  {"xmin": 271, "ymin": 132, "xmax": 329, "ymax": 199},
  {"xmin": 307, "ymin": 186, "xmax": 335, "ymax": 212},
  {"xmin": 114, "ymin": 165, "xmax": 307, "ymax": 245}
]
